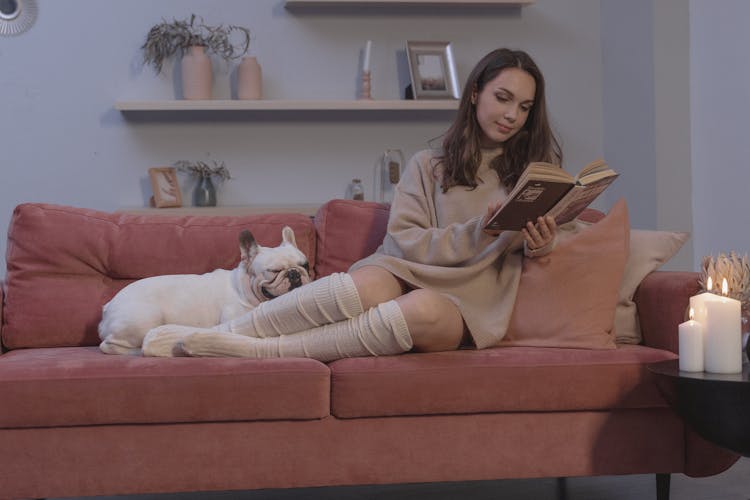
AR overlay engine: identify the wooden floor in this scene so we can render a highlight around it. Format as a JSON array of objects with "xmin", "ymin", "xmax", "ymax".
[{"xmin": 54, "ymin": 457, "xmax": 750, "ymax": 500}]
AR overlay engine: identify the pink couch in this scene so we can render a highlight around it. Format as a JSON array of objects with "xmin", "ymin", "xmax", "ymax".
[{"xmin": 0, "ymin": 200, "xmax": 738, "ymax": 500}]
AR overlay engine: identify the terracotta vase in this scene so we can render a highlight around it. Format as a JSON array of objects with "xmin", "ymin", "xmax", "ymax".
[
  {"xmin": 181, "ymin": 46, "xmax": 212, "ymax": 100},
  {"xmin": 237, "ymin": 56, "xmax": 262, "ymax": 100}
]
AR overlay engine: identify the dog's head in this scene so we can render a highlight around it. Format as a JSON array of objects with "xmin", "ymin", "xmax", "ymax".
[{"xmin": 238, "ymin": 226, "xmax": 311, "ymax": 304}]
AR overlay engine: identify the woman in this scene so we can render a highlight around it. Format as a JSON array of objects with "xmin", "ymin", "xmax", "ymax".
[{"xmin": 143, "ymin": 48, "xmax": 562, "ymax": 360}]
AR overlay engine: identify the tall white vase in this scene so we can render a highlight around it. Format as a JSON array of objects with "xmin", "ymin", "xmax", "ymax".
[
  {"xmin": 237, "ymin": 56, "xmax": 262, "ymax": 100},
  {"xmin": 181, "ymin": 46, "xmax": 212, "ymax": 100}
]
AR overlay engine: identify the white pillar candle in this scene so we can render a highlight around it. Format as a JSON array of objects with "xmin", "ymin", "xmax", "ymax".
[
  {"xmin": 678, "ymin": 308, "xmax": 704, "ymax": 372},
  {"xmin": 703, "ymin": 278, "xmax": 742, "ymax": 374},
  {"xmin": 688, "ymin": 276, "xmax": 717, "ymax": 327},
  {"xmin": 363, "ymin": 40, "xmax": 372, "ymax": 72}
]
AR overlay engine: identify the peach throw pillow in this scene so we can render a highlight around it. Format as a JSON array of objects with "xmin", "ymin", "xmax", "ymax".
[
  {"xmin": 614, "ymin": 229, "xmax": 689, "ymax": 344},
  {"xmin": 500, "ymin": 199, "xmax": 630, "ymax": 349}
]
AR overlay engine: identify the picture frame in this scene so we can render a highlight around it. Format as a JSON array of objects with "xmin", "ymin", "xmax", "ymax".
[
  {"xmin": 148, "ymin": 167, "xmax": 182, "ymax": 208},
  {"xmin": 406, "ymin": 41, "xmax": 460, "ymax": 100}
]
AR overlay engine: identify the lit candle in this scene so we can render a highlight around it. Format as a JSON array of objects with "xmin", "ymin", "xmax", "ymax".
[
  {"xmin": 689, "ymin": 276, "xmax": 717, "ymax": 327},
  {"xmin": 703, "ymin": 278, "xmax": 742, "ymax": 374},
  {"xmin": 678, "ymin": 308, "xmax": 704, "ymax": 372},
  {"xmin": 363, "ymin": 40, "xmax": 372, "ymax": 73}
]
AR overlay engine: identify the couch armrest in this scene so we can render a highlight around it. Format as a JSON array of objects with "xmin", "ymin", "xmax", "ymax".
[
  {"xmin": 634, "ymin": 271, "xmax": 699, "ymax": 353},
  {"xmin": 0, "ymin": 280, "xmax": 4, "ymax": 353}
]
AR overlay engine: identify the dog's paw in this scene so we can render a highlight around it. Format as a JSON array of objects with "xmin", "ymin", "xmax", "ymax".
[{"xmin": 142, "ymin": 325, "xmax": 199, "ymax": 357}]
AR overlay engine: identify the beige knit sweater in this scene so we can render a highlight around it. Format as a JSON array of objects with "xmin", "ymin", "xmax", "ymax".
[{"xmin": 351, "ymin": 148, "xmax": 534, "ymax": 349}]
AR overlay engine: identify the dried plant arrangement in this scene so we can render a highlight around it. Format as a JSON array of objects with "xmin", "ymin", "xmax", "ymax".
[
  {"xmin": 142, "ymin": 14, "xmax": 251, "ymax": 73},
  {"xmin": 174, "ymin": 160, "xmax": 232, "ymax": 181},
  {"xmin": 699, "ymin": 251, "xmax": 750, "ymax": 316}
]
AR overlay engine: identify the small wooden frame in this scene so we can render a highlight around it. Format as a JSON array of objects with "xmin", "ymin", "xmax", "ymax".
[
  {"xmin": 148, "ymin": 167, "xmax": 182, "ymax": 208},
  {"xmin": 406, "ymin": 40, "xmax": 460, "ymax": 100}
]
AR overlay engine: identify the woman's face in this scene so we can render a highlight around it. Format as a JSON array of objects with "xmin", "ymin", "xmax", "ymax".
[{"xmin": 473, "ymin": 67, "xmax": 536, "ymax": 148}]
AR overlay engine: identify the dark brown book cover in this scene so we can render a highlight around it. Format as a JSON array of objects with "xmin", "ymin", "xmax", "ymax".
[{"xmin": 484, "ymin": 179, "xmax": 573, "ymax": 231}]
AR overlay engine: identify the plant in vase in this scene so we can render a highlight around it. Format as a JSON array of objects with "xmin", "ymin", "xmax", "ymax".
[
  {"xmin": 142, "ymin": 14, "xmax": 250, "ymax": 99},
  {"xmin": 174, "ymin": 160, "xmax": 232, "ymax": 207}
]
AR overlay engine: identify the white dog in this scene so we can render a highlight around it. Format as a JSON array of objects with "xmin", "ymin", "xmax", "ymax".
[{"xmin": 98, "ymin": 226, "xmax": 310, "ymax": 355}]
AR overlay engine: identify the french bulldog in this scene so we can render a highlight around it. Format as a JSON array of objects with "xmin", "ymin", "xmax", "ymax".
[{"xmin": 98, "ymin": 226, "xmax": 310, "ymax": 355}]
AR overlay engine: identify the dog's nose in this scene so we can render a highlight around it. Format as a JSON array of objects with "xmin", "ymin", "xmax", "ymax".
[{"xmin": 287, "ymin": 269, "xmax": 302, "ymax": 288}]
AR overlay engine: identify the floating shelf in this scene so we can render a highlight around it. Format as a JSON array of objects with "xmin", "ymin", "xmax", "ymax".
[
  {"xmin": 115, "ymin": 99, "xmax": 459, "ymax": 112},
  {"xmin": 285, "ymin": 0, "xmax": 534, "ymax": 6},
  {"xmin": 118, "ymin": 205, "xmax": 322, "ymax": 217}
]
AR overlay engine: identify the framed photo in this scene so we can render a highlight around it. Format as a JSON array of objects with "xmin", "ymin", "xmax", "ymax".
[
  {"xmin": 406, "ymin": 41, "xmax": 460, "ymax": 100},
  {"xmin": 148, "ymin": 167, "xmax": 182, "ymax": 208}
]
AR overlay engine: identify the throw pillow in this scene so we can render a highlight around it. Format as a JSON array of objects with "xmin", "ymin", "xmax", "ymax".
[
  {"xmin": 614, "ymin": 229, "xmax": 689, "ymax": 344},
  {"xmin": 500, "ymin": 198, "xmax": 630, "ymax": 349}
]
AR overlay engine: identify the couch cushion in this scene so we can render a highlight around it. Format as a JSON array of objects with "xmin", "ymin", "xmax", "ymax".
[
  {"xmin": 499, "ymin": 199, "xmax": 629, "ymax": 349},
  {"xmin": 329, "ymin": 345, "xmax": 677, "ymax": 418},
  {"xmin": 0, "ymin": 347, "xmax": 330, "ymax": 428},
  {"xmin": 615, "ymin": 229, "xmax": 689, "ymax": 344},
  {"xmin": 2, "ymin": 203, "xmax": 316, "ymax": 349},
  {"xmin": 313, "ymin": 199, "xmax": 389, "ymax": 277}
]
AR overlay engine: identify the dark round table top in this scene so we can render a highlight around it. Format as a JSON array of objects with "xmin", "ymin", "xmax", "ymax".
[{"xmin": 649, "ymin": 360, "xmax": 750, "ymax": 456}]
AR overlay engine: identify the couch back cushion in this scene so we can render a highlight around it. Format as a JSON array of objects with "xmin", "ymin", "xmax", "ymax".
[
  {"xmin": 313, "ymin": 199, "xmax": 390, "ymax": 277},
  {"xmin": 2, "ymin": 204, "xmax": 316, "ymax": 349}
]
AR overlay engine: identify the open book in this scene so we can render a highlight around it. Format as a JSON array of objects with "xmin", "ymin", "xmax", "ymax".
[{"xmin": 483, "ymin": 159, "xmax": 618, "ymax": 232}]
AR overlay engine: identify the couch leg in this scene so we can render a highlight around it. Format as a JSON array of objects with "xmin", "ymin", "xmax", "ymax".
[
  {"xmin": 656, "ymin": 473, "xmax": 670, "ymax": 500},
  {"xmin": 556, "ymin": 477, "xmax": 568, "ymax": 500}
]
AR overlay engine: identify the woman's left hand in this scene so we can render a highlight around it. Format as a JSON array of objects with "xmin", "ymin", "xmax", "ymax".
[{"xmin": 522, "ymin": 215, "xmax": 557, "ymax": 250}]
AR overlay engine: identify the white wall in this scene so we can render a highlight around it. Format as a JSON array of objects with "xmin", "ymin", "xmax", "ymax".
[
  {"xmin": 0, "ymin": 0, "xmax": 606, "ymax": 277},
  {"xmin": 690, "ymin": 0, "xmax": 750, "ymax": 268}
]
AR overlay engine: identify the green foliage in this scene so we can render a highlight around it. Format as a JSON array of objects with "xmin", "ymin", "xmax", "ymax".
[
  {"xmin": 142, "ymin": 14, "xmax": 251, "ymax": 73},
  {"xmin": 174, "ymin": 160, "xmax": 232, "ymax": 181}
]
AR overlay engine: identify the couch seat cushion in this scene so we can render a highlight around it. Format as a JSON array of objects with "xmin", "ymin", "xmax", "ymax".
[
  {"xmin": 329, "ymin": 345, "xmax": 677, "ymax": 418},
  {"xmin": 0, "ymin": 347, "xmax": 330, "ymax": 428}
]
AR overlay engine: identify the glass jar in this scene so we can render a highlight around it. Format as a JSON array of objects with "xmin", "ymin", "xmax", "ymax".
[
  {"xmin": 347, "ymin": 178, "xmax": 365, "ymax": 201},
  {"xmin": 374, "ymin": 149, "xmax": 404, "ymax": 204}
]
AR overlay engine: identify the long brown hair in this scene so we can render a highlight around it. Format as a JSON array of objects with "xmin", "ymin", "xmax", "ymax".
[{"xmin": 437, "ymin": 48, "xmax": 562, "ymax": 192}]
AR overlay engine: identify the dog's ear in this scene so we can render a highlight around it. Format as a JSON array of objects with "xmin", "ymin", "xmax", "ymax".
[
  {"xmin": 239, "ymin": 229, "xmax": 259, "ymax": 262},
  {"xmin": 281, "ymin": 226, "xmax": 298, "ymax": 248}
]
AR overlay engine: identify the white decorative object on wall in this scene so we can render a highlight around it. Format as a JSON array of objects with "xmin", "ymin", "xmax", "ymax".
[{"xmin": 0, "ymin": 0, "xmax": 38, "ymax": 36}]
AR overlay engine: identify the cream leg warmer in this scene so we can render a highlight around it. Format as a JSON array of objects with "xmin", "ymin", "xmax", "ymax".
[
  {"xmin": 173, "ymin": 300, "xmax": 412, "ymax": 362},
  {"xmin": 217, "ymin": 272, "xmax": 363, "ymax": 338}
]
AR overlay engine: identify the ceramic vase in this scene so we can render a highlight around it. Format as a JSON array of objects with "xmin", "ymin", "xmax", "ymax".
[
  {"xmin": 193, "ymin": 176, "xmax": 217, "ymax": 207},
  {"xmin": 181, "ymin": 46, "xmax": 212, "ymax": 100},
  {"xmin": 237, "ymin": 56, "xmax": 262, "ymax": 100}
]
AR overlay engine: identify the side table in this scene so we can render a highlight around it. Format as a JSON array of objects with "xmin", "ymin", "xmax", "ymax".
[{"xmin": 649, "ymin": 359, "xmax": 750, "ymax": 456}]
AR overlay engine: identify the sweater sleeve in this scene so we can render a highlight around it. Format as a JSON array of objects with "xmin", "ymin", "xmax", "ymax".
[{"xmin": 381, "ymin": 153, "xmax": 498, "ymax": 267}]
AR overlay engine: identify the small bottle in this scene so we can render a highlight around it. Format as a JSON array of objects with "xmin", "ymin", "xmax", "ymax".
[
  {"xmin": 375, "ymin": 149, "xmax": 404, "ymax": 204},
  {"xmin": 347, "ymin": 178, "xmax": 365, "ymax": 201}
]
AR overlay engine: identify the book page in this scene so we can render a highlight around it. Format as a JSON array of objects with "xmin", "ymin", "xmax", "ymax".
[
  {"xmin": 522, "ymin": 162, "xmax": 574, "ymax": 184},
  {"xmin": 575, "ymin": 159, "xmax": 616, "ymax": 185},
  {"xmin": 549, "ymin": 175, "xmax": 618, "ymax": 225}
]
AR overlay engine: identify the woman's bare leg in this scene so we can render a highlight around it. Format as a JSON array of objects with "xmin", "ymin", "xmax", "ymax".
[
  {"xmin": 351, "ymin": 266, "xmax": 465, "ymax": 353},
  {"xmin": 349, "ymin": 265, "xmax": 405, "ymax": 308},
  {"xmin": 396, "ymin": 289, "xmax": 465, "ymax": 352}
]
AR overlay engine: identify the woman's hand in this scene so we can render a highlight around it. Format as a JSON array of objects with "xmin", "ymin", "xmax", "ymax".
[
  {"xmin": 482, "ymin": 200, "xmax": 504, "ymax": 236},
  {"xmin": 522, "ymin": 215, "xmax": 557, "ymax": 250}
]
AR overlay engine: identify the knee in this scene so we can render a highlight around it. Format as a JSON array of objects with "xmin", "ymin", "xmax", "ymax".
[
  {"xmin": 350, "ymin": 266, "xmax": 404, "ymax": 309},
  {"xmin": 398, "ymin": 289, "xmax": 464, "ymax": 352}
]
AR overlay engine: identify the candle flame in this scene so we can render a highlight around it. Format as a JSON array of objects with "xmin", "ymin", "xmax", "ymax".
[
  {"xmin": 722, "ymin": 277, "xmax": 728, "ymax": 296},
  {"xmin": 707, "ymin": 276, "xmax": 713, "ymax": 291},
  {"xmin": 689, "ymin": 307, "xmax": 694, "ymax": 320}
]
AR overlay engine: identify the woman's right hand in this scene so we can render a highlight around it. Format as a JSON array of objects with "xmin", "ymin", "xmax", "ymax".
[{"xmin": 482, "ymin": 200, "xmax": 504, "ymax": 236}]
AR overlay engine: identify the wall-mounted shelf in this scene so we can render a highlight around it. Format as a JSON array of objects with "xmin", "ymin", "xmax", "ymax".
[
  {"xmin": 115, "ymin": 99, "xmax": 459, "ymax": 112},
  {"xmin": 285, "ymin": 0, "xmax": 534, "ymax": 6},
  {"xmin": 119, "ymin": 205, "xmax": 322, "ymax": 217}
]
